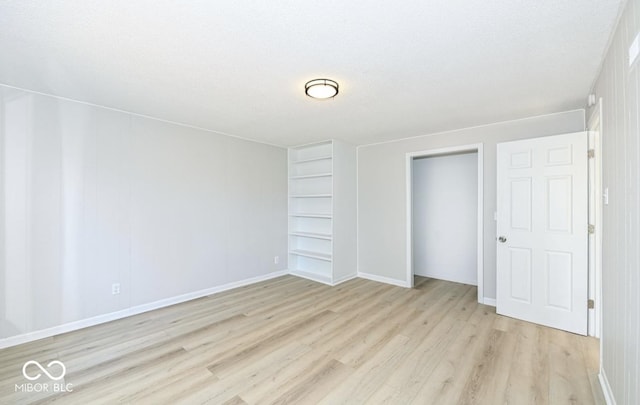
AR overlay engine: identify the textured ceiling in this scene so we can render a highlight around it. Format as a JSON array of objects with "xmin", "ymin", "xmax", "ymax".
[{"xmin": 0, "ymin": 1, "xmax": 624, "ymax": 146}]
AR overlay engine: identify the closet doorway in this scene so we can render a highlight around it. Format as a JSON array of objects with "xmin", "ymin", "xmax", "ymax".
[{"xmin": 406, "ymin": 144, "xmax": 484, "ymax": 303}]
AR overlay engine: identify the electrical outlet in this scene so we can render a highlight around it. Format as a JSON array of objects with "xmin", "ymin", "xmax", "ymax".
[
  {"xmin": 274, "ymin": 256, "xmax": 279, "ymax": 265},
  {"xmin": 112, "ymin": 283, "xmax": 120, "ymax": 295}
]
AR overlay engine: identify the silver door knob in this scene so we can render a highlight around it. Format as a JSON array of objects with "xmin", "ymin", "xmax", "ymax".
[{"xmin": 498, "ymin": 236, "xmax": 507, "ymax": 243}]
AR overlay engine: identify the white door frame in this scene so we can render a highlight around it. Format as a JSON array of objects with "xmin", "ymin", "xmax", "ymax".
[
  {"xmin": 406, "ymin": 143, "xmax": 484, "ymax": 303},
  {"xmin": 587, "ymin": 98, "xmax": 603, "ymax": 338}
]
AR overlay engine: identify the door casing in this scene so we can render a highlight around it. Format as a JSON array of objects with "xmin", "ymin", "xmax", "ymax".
[
  {"xmin": 587, "ymin": 98, "xmax": 603, "ymax": 339},
  {"xmin": 405, "ymin": 143, "xmax": 484, "ymax": 303}
]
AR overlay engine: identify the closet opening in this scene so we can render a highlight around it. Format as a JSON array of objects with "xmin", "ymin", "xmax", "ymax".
[{"xmin": 405, "ymin": 144, "xmax": 484, "ymax": 303}]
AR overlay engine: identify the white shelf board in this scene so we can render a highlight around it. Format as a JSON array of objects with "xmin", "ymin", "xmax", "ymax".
[
  {"xmin": 290, "ymin": 173, "xmax": 333, "ymax": 179},
  {"xmin": 289, "ymin": 269, "xmax": 333, "ymax": 285},
  {"xmin": 291, "ymin": 155, "xmax": 332, "ymax": 164},
  {"xmin": 289, "ymin": 213, "xmax": 332, "ymax": 218},
  {"xmin": 289, "ymin": 249, "xmax": 332, "ymax": 261},
  {"xmin": 289, "ymin": 231, "xmax": 333, "ymax": 240},
  {"xmin": 290, "ymin": 194, "xmax": 332, "ymax": 198}
]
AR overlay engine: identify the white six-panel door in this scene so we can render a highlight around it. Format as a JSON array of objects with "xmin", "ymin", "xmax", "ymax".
[{"xmin": 496, "ymin": 132, "xmax": 588, "ymax": 335}]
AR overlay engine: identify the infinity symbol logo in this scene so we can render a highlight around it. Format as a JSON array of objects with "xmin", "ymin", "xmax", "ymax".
[{"xmin": 22, "ymin": 360, "xmax": 66, "ymax": 381}]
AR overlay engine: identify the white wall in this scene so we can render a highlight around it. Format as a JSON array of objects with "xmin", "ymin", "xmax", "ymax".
[
  {"xmin": 357, "ymin": 110, "xmax": 585, "ymax": 299},
  {"xmin": 412, "ymin": 152, "xmax": 477, "ymax": 285},
  {"xmin": 332, "ymin": 140, "xmax": 358, "ymax": 283},
  {"xmin": 590, "ymin": 0, "xmax": 640, "ymax": 403},
  {"xmin": 0, "ymin": 85, "xmax": 288, "ymax": 342}
]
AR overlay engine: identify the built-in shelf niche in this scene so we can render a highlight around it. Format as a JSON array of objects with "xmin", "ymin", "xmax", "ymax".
[
  {"xmin": 290, "ymin": 196, "xmax": 332, "ymax": 217},
  {"xmin": 288, "ymin": 140, "xmax": 356, "ymax": 285}
]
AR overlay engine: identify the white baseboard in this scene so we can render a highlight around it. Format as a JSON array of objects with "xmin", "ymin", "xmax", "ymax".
[
  {"xmin": 0, "ymin": 270, "xmax": 288, "ymax": 349},
  {"xmin": 483, "ymin": 298, "xmax": 497, "ymax": 307},
  {"xmin": 332, "ymin": 273, "xmax": 358, "ymax": 285},
  {"xmin": 415, "ymin": 272, "xmax": 478, "ymax": 287},
  {"xmin": 357, "ymin": 272, "xmax": 410, "ymax": 288},
  {"xmin": 599, "ymin": 369, "xmax": 617, "ymax": 405}
]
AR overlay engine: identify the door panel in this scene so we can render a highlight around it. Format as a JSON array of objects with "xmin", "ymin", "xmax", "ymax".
[
  {"xmin": 547, "ymin": 176, "xmax": 572, "ymax": 232},
  {"xmin": 497, "ymin": 132, "xmax": 588, "ymax": 335},
  {"xmin": 510, "ymin": 178, "xmax": 532, "ymax": 230},
  {"xmin": 546, "ymin": 251, "xmax": 573, "ymax": 310},
  {"xmin": 509, "ymin": 247, "xmax": 532, "ymax": 303}
]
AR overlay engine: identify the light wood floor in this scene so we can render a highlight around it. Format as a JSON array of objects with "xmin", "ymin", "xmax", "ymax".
[{"xmin": 0, "ymin": 276, "xmax": 603, "ymax": 404}]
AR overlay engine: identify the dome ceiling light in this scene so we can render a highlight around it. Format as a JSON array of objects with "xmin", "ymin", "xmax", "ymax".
[{"xmin": 305, "ymin": 79, "xmax": 339, "ymax": 99}]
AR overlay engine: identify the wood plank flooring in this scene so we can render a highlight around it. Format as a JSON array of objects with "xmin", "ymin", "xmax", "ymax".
[{"xmin": 0, "ymin": 276, "xmax": 604, "ymax": 404}]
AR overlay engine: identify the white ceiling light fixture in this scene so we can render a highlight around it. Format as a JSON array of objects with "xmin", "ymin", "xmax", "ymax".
[{"xmin": 305, "ymin": 79, "xmax": 339, "ymax": 99}]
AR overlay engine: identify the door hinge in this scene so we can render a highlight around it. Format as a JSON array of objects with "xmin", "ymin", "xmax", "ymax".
[
  {"xmin": 588, "ymin": 224, "xmax": 595, "ymax": 234},
  {"xmin": 588, "ymin": 149, "xmax": 595, "ymax": 159},
  {"xmin": 588, "ymin": 299, "xmax": 595, "ymax": 309}
]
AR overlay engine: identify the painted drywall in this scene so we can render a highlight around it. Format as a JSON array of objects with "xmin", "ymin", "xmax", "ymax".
[
  {"xmin": 332, "ymin": 140, "xmax": 358, "ymax": 283},
  {"xmin": 0, "ymin": 85, "xmax": 288, "ymax": 341},
  {"xmin": 412, "ymin": 152, "xmax": 478, "ymax": 285},
  {"xmin": 357, "ymin": 110, "xmax": 585, "ymax": 299},
  {"xmin": 590, "ymin": 0, "xmax": 640, "ymax": 402}
]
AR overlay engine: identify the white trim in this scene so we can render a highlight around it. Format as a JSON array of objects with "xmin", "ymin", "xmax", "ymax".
[
  {"xmin": 357, "ymin": 272, "xmax": 410, "ymax": 288},
  {"xmin": 0, "ymin": 270, "xmax": 287, "ymax": 349},
  {"xmin": 356, "ymin": 145, "xmax": 360, "ymax": 279},
  {"xmin": 477, "ymin": 145, "xmax": 484, "ymax": 301},
  {"xmin": 406, "ymin": 143, "xmax": 484, "ymax": 302},
  {"xmin": 483, "ymin": 298, "xmax": 497, "ymax": 307},
  {"xmin": 287, "ymin": 148, "xmax": 292, "ymax": 288},
  {"xmin": 599, "ymin": 369, "xmax": 617, "ymax": 405},
  {"xmin": 0, "ymin": 83, "xmax": 286, "ymax": 149},
  {"xmin": 587, "ymin": 98, "xmax": 603, "ymax": 339},
  {"xmin": 332, "ymin": 273, "xmax": 358, "ymax": 285},
  {"xmin": 406, "ymin": 154, "xmax": 413, "ymax": 288},
  {"xmin": 360, "ymin": 109, "xmax": 586, "ymax": 148},
  {"xmin": 413, "ymin": 271, "xmax": 477, "ymax": 287}
]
